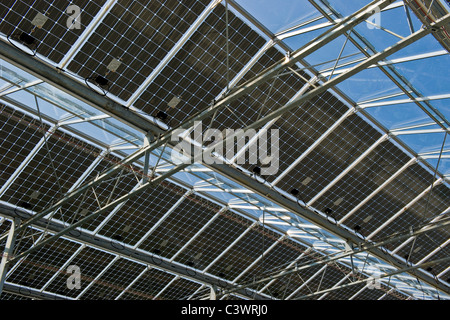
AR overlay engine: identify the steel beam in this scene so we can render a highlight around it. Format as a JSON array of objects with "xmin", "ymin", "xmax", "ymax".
[
  {"xmin": 321, "ymin": 50, "xmax": 449, "ymax": 78},
  {"xmin": 0, "ymin": 79, "xmax": 43, "ymax": 97},
  {"xmin": 125, "ymin": 0, "xmax": 222, "ymax": 107},
  {"xmin": 286, "ymin": 264, "xmax": 328, "ymax": 300},
  {"xmin": 359, "ymin": 92, "xmax": 450, "ymax": 109},
  {"xmin": 2, "ymin": 282, "xmax": 74, "ymax": 300}
]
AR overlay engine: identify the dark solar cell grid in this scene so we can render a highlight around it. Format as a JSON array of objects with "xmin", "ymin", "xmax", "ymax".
[
  {"xmin": 137, "ymin": 192, "xmax": 220, "ymax": 258},
  {"xmin": 0, "ymin": 128, "xmax": 100, "ymax": 213},
  {"xmin": 275, "ymin": 114, "xmax": 382, "ymax": 203},
  {"xmin": 95, "ymin": 182, "xmax": 186, "ymax": 247},
  {"xmin": 240, "ymin": 239, "xmax": 308, "ymax": 285},
  {"xmin": 344, "ymin": 163, "xmax": 438, "ymax": 238},
  {"xmin": 133, "ymin": 3, "xmax": 265, "ymax": 125},
  {"xmin": 158, "ymin": 277, "xmax": 202, "ymax": 300},
  {"xmin": 393, "ymin": 230, "xmax": 449, "ymax": 267},
  {"xmin": 377, "ymin": 183, "xmax": 449, "ymax": 248},
  {"xmin": 0, "ymin": 104, "xmax": 50, "ymax": 190},
  {"xmin": 206, "ymin": 224, "xmax": 284, "ymax": 281},
  {"xmin": 121, "ymin": 267, "xmax": 175, "ymax": 300},
  {"xmin": 80, "ymin": 258, "xmax": 145, "ymax": 300},
  {"xmin": 6, "ymin": 238, "xmax": 81, "ymax": 291},
  {"xmin": 67, "ymin": 0, "xmax": 209, "ymax": 101},
  {"xmin": 173, "ymin": 210, "xmax": 251, "ymax": 270},
  {"xmin": 44, "ymin": 245, "xmax": 116, "ymax": 298},
  {"xmin": 311, "ymin": 140, "xmax": 413, "ymax": 222},
  {"xmin": 0, "ymin": 0, "xmax": 106, "ymax": 62}
]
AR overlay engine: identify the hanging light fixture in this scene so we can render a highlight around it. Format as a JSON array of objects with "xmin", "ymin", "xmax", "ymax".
[{"xmin": 8, "ymin": 12, "xmax": 48, "ymax": 56}]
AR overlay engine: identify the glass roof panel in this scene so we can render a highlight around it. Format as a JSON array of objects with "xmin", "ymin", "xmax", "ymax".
[
  {"xmin": 398, "ymin": 131, "xmax": 447, "ymax": 154},
  {"xmin": 234, "ymin": 0, "xmax": 320, "ymax": 34},
  {"xmin": 364, "ymin": 102, "xmax": 438, "ymax": 130},
  {"xmin": 336, "ymin": 66, "xmax": 400, "ymax": 102}
]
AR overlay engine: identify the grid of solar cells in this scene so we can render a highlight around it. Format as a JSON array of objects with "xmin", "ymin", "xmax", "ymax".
[
  {"xmin": 67, "ymin": 0, "xmax": 209, "ymax": 101},
  {"xmin": 0, "ymin": 104, "xmax": 50, "ymax": 191},
  {"xmin": 206, "ymin": 224, "xmax": 285, "ymax": 281},
  {"xmin": 51, "ymin": 156, "xmax": 143, "ymax": 231},
  {"xmin": 44, "ymin": 245, "xmax": 115, "ymax": 298},
  {"xmin": 158, "ymin": 277, "xmax": 202, "ymax": 300},
  {"xmin": 377, "ymin": 183, "xmax": 450, "ymax": 249},
  {"xmin": 94, "ymin": 182, "xmax": 186, "ymax": 247},
  {"xmin": 0, "ymin": 219, "xmax": 11, "ymax": 248},
  {"xmin": 266, "ymin": 92, "xmax": 349, "ymax": 183},
  {"xmin": 79, "ymin": 258, "xmax": 145, "ymax": 300},
  {"xmin": 273, "ymin": 114, "xmax": 383, "ymax": 204},
  {"xmin": 207, "ymin": 53, "xmax": 309, "ymax": 132},
  {"xmin": 173, "ymin": 209, "xmax": 252, "ymax": 270},
  {"xmin": 118, "ymin": 267, "xmax": 175, "ymax": 300},
  {"xmin": 353, "ymin": 283, "xmax": 392, "ymax": 300},
  {"xmin": 238, "ymin": 238, "xmax": 308, "ymax": 284},
  {"xmin": 321, "ymin": 279, "xmax": 367, "ymax": 300},
  {"xmin": 0, "ymin": 0, "xmax": 106, "ymax": 62},
  {"xmin": 137, "ymin": 192, "xmax": 220, "ymax": 259},
  {"xmin": 0, "ymin": 290, "xmax": 33, "ymax": 300},
  {"xmin": 394, "ymin": 230, "xmax": 449, "ymax": 267},
  {"xmin": 419, "ymin": 249, "xmax": 450, "ymax": 277},
  {"xmin": 380, "ymin": 289, "xmax": 409, "ymax": 300},
  {"xmin": 0, "ymin": 126, "xmax": 101, "ymax": 213},
  {"xmin": 311, "ymin": 140, "xmax": 413, "ymax": 222},
  {"xmin": 6, "ymin": 237, "xmax": 80, "ymax": 291},
  {"xmin": 229, "ymin": 95, "xmax": 344, "ymax": 182},
  {"xmin": 199, "ymin": 46, "xmax": 307, "ymax": 129},
  {"xmin": 344, "ymin": 163, "xmax": 438, "ymax": 238},
  {"xmin": 263, "ymin": 262, "xmax": 325, "ymax": 300},
  {"xmin": 291, "ymin": 264, "xmax": 352, "ymax": 299},
  {"xmin": 133, "ymin": 3, "xmax": 265, "ymax": 125}
]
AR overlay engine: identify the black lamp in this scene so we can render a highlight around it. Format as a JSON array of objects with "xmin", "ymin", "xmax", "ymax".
[
  {"xmin": 156, "ymin": 110, "xmax": 168, "ymax": 122},
  {"xmin": 252, "ymin": 166, "xmax": 261, "ymax": 175}
]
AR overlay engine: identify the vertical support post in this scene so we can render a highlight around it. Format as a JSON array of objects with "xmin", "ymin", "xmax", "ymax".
[{"xmin": 0, "ymin": 218, "xmax": 20, "ymax": 294}]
